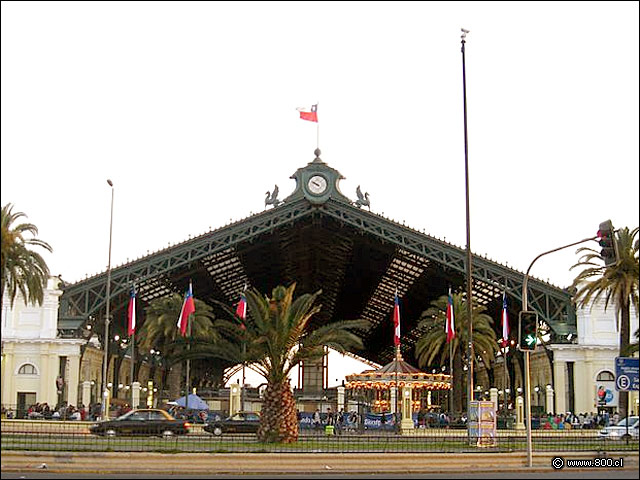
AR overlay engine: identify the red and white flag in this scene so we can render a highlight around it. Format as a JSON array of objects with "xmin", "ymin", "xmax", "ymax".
[
  {"xmin": 177, "ymin": 282, "xmax": 195, "ymax": 337},
  {"xmin": 297, "ymin": 104, "xmax": 318, "ymax": 122},
  {"xmin": 446, "ymin": 288, "xmax": 455, "ymax": 343},
  {"xmin": 127, "ymin": 287, "xmax": 136, "ymax": 336},
  {"xmin": 393, "ymin": 291, "xmax": 401, "ymax": 347},
  {"xmin": 501, "ymin": 292, "xmax": 509, "ymax": 348},
  {"xmin": 235, "ymin": 292, "xmax": 247, "ymax": 330}
]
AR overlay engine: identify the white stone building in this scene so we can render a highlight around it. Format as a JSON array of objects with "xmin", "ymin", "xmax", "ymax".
[
  {"xmin": 1, "ymin": 276, "xmax": 85, "ymax": 415},
  {"xmin": 550, "ymin": 299, "xmax": 638, "ymax": 416}
]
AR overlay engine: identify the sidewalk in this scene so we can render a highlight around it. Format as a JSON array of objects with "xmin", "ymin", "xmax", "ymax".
[{"xmin": 2, "ymin": 451, "xmax": 638, "ymax": 474}]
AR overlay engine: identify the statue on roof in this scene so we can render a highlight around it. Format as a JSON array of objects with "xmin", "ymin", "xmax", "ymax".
[
  {"xmin": 355, "ymin": 185, "xmax": 370, "ymax": 210},
  {"xmin": 265, "ymin": 185, "xmax": 282, "ymax": 208}
]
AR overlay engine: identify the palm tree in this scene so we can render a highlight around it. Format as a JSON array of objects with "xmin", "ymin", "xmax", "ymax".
[
  {"xmin": 137, "ymin": 293, "xmax": 218, "ymax": 399},
  {"xmin": 238, "ymin": 283, "xmax": 368, "ymax": 443},
  {"xmin": 414, "ymin": 292, "xmax": 498, "ymax": 413},
  {"xmin": 570, "ymin": 226, "xmax": 639, "ymax": 414},
  {"xmin": 1, "ymin": 203, "xmax": 52, "ymax": 311},
  {"xmin": 622, "ymin": 328, "xmax": 639, "ymax": 356}
]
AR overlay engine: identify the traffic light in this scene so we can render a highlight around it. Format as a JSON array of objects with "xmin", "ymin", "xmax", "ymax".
[
  {"xmin": 518, "ymin": 311, "xmax": 538, "ymax": 352},
  {"xmin": 597, "ymin": 220, "xmax": 618, "ymax": 267}
]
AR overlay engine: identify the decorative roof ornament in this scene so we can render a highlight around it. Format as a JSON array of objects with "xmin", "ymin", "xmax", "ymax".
[
  {"xmin": 355, "ymin": 185, "xmax": 370, "ymax": 210},
  {"xmin": 264, "ymin": 185, "xmax": 282, "ymax": 208}
]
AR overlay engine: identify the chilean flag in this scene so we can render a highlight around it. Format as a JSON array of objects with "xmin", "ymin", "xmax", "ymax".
[
  {"xmin": 393, "ymin": 292, "xmax": 401, "ymax": 347},
  {"xmin": 127, "ymin": 286, "xmax": 136, "ymax": 336},
  {"xmin": 177, "ymin": 282, "xmax": 195, "ymax": 337},
  {"xmin": 446, "ymin": 288, "xmax": 455, "ymax": 343},
  {"xmin": 501, "ymin": 292, "xmax": 509, "ymax": 348},
  {"xmin": 235, "ymin": 292, "xmax": 247, "ymax": 330},
  {"xmin": 297, "ymin": 104, "xmax": 318, "ymax": 122}
]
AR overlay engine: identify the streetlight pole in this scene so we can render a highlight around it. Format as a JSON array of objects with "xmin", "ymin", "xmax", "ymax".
[
  {"xmin": 521, "ymin": 233, "xmax": 596, "ymax": 467},
  {"xmin": 101, "ymin": 179, "xmax": 114, "ymax": 420},
  {"xmin": 461, "ymin": 28, "xmax": 475, "ymax": 413}
]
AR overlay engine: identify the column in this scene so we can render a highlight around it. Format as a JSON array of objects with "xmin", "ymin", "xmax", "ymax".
[
  {"xmin": 1, "ymin": 347, "xmax": 15, "ymax": 406},
  {"xmin": 82, "ymin": 381, "xmax": 91, "ymax": 411},
  {"xmin": 131, "ymin": 381, "xmax": 141, "ymax": 409},
  {"xmin": 337, "ymin": 385, "xmax": 345, "ymax": 412},
  {"xmin": 47, "ymin": 353, "xmax": 59, "ymax": 406},
  {"xmin": 67, "ymin": 354, "xmax": 80, "ymax": 407},
  {"xmin": 229, "ymin": 383, "xmax": 241, "ymax": 416},
  {"xmin": 515, "ymin": 395, "xmax": 525, "ymax": 430},
  {"xmin": 400, "ymin": 386, "xmax": 414, "ymax": 432},
  {"xmin": 545, "ymin": 384, "xmax": 554, "ymax": 414},
  {"xmin": 553, "ymin": 360, "xmax": 566, "ymax": 414},
  {"xmin": 390, "ymin": 387, "xmax": 397, "ymax": 414},
  {"xmin": 489, "ymin": 387, "xmax": 498, "ymax": 412}
]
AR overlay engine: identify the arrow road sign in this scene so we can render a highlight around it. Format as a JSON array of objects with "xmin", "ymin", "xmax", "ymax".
[
  {"xmin": 525, "ymin": 335, "xmax": 536, "ymax": 346},
  {"xmin": 615, "ymin": 357, "xmax": 639, "ymax": 392}
]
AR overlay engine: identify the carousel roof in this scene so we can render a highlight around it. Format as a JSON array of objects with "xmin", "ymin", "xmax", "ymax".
[{"xmin": 345, "ymin": 352, "xmax": 452, "ymax": 390}]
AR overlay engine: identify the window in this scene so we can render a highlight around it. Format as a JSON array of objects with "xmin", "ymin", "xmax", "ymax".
[
  {"xmin": 597, "ymin": 371, "xmax": 615, "ymax": 381},
  {"xmin": 18, "ymin": 364, "xmax": 37, "ymax": 375}
]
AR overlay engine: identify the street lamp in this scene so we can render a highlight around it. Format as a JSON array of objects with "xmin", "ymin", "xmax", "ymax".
[{"xmin": 101, "ymin": 179, "xmax": 114, "ymax": 419}]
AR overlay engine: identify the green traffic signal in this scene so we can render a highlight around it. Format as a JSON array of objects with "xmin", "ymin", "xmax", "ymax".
[{"xmin": 518, "ymin": 311, "xmax": 538, "ymax": 352}]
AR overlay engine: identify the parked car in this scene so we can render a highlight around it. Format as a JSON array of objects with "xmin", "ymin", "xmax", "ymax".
[
  {"xmin": 90, "ymin": 408, "xmax": 191, "ymax": 437},
  {"xmin": 598, "ymin": 416, "xmax": 639, "ymax": 440},
  {"xmin": 204, "ymin": 411, "xmax": 260, "ymax": 436}
]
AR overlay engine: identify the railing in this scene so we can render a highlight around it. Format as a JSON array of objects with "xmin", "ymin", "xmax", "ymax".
[{"xmin": 2, "ymin": 420, "xmax": 637, "ymax": 454}]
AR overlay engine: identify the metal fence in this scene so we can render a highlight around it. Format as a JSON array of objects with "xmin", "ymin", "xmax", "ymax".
[{"xmin": 2, "ymin": 420, "xmax": 637, "ymax": 454}]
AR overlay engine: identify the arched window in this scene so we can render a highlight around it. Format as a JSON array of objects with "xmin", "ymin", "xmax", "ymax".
[
  {"xmin": 596, "ymin": 371, "xmax": 615, "ymax": 381},
  {"xmin": 17, "ymin": 364, "xmax": 38, "ymax": 375}
]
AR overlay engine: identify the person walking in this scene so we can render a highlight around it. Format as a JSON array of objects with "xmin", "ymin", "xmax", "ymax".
[
  {"xmin": 336, "ymin": 408, "xmax": 345, "ymax": 435},
  {"xmin": 312, "ymin": 408, "xmax": 321, "ymax": 431}
]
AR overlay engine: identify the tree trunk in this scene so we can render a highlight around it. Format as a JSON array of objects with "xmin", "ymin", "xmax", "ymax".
[
  {"xmin": 166, "ymin": 362, "xmax": 183, "ymax": 400},
  {"xmin": 257, "ymin": 379, "xmax": 298, "ymax": 443}
]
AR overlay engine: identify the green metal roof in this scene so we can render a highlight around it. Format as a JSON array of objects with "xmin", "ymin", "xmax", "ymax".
[{"xmin": 58, "ymin": 155, "xmax": 575, "ymax": 366}]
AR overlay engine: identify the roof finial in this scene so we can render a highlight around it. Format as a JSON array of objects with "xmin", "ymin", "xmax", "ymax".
[{"xmin": 312, "ymin": 148, "xmax": 323, "ymax": 163}]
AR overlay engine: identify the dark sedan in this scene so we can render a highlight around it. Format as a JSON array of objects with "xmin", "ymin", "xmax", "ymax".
[
  {"xmin": 204, "ymin": 411, "xmax": 260, "ymax": 436},
  {"xmin": 90, "ymin": 408, "xmax": 191, "ymax": 437}
]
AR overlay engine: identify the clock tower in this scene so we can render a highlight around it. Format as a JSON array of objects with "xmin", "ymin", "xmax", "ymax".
[{"xmin": 283, "ymin": 149, "xmax": 352, "ymax": 205}]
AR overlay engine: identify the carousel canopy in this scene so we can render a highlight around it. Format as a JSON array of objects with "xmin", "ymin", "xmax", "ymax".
[{"xmin": 345, "ymin": 353, "xmax": 451, "ymax": 391}]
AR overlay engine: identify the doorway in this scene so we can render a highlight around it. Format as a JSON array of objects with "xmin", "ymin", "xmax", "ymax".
[{"xmin": 17, "ymin": 392, "xmax": 36, "ymax": 419}]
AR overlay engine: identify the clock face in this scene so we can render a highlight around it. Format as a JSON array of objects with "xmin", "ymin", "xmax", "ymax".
[{"xmin": 307, "ymin": 175, "xmax": 328, "ymax": 195}]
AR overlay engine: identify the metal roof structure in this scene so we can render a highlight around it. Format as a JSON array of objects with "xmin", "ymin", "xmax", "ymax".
[{"xmin": 58, "ymin": 151, "xmax": 576, "ymax": 370}]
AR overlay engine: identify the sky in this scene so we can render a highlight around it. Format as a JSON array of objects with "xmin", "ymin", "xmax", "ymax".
[{"xmin": 2, "ymin": 2, "xmax": 639, "ymax": 384}]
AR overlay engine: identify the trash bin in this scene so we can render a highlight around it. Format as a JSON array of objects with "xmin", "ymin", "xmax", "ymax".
[{"xmin": 325, "ymin": 425, "xmax": 334, "ymax": 436}]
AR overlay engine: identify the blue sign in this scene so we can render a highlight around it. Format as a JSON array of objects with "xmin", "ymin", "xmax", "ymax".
[{"xmin": 615, "ymin": 357, "xmax": 639, "ymax": 392}]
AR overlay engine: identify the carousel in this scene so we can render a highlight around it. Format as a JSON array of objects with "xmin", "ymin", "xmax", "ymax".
[{"xmin": 345, "ymin": 349, "xmax": 452, "ymax": 417}]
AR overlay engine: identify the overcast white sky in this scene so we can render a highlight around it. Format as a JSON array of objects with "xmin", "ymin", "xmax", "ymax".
[{"xmin": 2, "ymin": 3, "xmax": 638, "ymax": 298}]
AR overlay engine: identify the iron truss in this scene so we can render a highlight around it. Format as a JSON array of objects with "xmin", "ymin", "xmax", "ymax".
[
  {"xmin": 319, "ymin": 200, "xmax": 575, "ymax": 330},
  {"xmin": 58, "ymin": 197, "xmax": 575, "ymax": 350}
]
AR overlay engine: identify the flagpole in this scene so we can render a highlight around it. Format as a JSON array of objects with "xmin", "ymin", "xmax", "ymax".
[
  {"xmin": 394, "ymin": 288, "xmax": 399, "ymax": 425},
  {"xmin": 316, "ymin": 101, "xmax": 320, "ymax": 150},
  {"xmin": 460, "ymin": 28, "xmax": 475, "ymax": 415},
  {"xmin": 503, "ymin": 345, "xmax": 508, "ymax": 410},
  {"xmin": 185, "ymin": 282, "xmax": 192, "ymax": 412},
  {"xmin": 129, "ymin": 284, "xmax": 136, "ymax": 409},
  {"xmin": 241, "ymin": 284, "xmax": 247, "ymax": 412},
  {"xmin": 130, "ymin": 330, "xmax": 135, "ymax": 408},
  {"xmin": 449, "ymin": 339, "xmax": 454, "ymax": 415}
]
